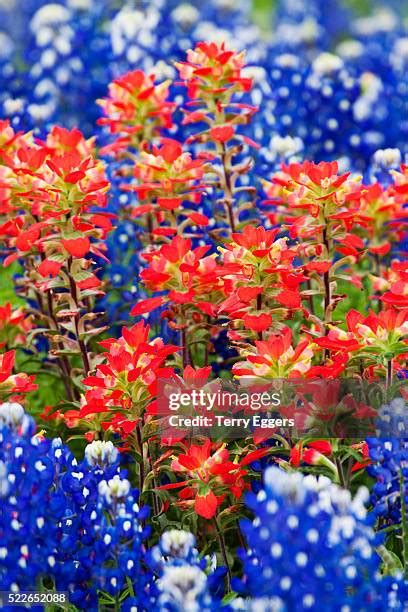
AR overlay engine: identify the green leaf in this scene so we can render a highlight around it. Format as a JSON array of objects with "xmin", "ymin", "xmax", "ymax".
[
  {"xmin": 222, "ymin": 591, "xmax": 239, "ymax": 604},
  {"xmin": 125, "ymin": 577, "xmax": 134, "ymax": 598},
  {"xmin": 377, "ymin": 545, "xmax": 403, "ymax": 575},
  {"xmin": 337, "ymin": 446, "xmax": 366, "ymax": 462}
]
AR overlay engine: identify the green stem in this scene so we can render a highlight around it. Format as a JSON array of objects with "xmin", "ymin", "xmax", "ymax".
[
  {"xmin": 335, "ymin": 456, "xmax": 346, "ymax": 488},
  {"xmin": 322, "ymin": 226, "xmax": 332, "ymax": 326},
  {"xmin": 32, "ymin": 257, "xmax": 77, "ymax": 402},
  {"xmin": 136, "ymin": 424, "xmax": 145, "ymax": 496},
  {"xmin": 67, "ymin": 258, "xmax": 91, "ymax": 375},
  {"xmin": 256, "ymin": 293, "xmax": 263, "ymax": 340},
  {"xmin": 386, "ymin": 360, "xmax": 393, "ymax": 390},
  {"xmin": 181, "ymin": 326, "xmax": 191, "ymax": 368},
  {"xmin": 147, "ymin": 443, "xmax": 160, "ymax": 517},
  {"xmin": 213, "ymin": 515, "xmax": 231, "ymax": 591},
  {"xmin": 44, "ymin": 288, "xmax": 77, "ymax": 402},
  {"xmin": 306, "ymin": 278, "xmax": 315, "ymax": 316},
  {"xmin": 218, "ymin": 143, "xmax": 236, "ymax": 233},
  {"xmin": 322, "ymin": 225, "xmax": 333, "ymax": 363}
]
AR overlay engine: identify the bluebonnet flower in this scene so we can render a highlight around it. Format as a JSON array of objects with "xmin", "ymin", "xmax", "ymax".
[
  {"xmin": 0, "ymin": 401, "xmax": 35, "ymax": 434},
  {"xmin": 250, "ymin": 1, "xmax": 408, "ymax": 174},
  {"xmin": 367, "ymin": 422, "xmax": 408, "ymax": 528},
  {"xmin": 84, "ymin": 438, "xmax": 118, "ymax": 467},
  {"xmin": 51, "ymin": 440, "xmax": 151, "ymax": 607},
  {"xmin": 253, "ymin": 48, "xmax": 396, "ymax": 175},
  {"xmin": 0, "ymin": 407, "xmax": 59, "ymax": 592},
  {"xmin": 21, "ymin": 1, "xmax": 114, "ymax": 134},
  {"xmin": 340, "ymin": 13, "xmax": 408, "ymax": 163},
  {"xmin": 147, "ymin": 529, "xmax": 207, "ymax": 572},
  {"xmin": 155, "ymin": 566, "xmax": 218, "ymax": 612},
  {"xmin": 367, "ymin": 148, "xmax": 403, "ymax": 185},
  {"xmin": 254, "ymin": 52, "xmax": 360, "ymax": 172},
  {"xmin": 143, "ymin": 529, "xmax": 227, "ymax": 612},
  {"xmin": 271, "ymin": 0, "xmax": 351, "ymax": 54},
  {"xmin": 234, "ymin": 466, "xmax": 406, "ymax": 611},
  {"xmin": 109, "ymin": 0, "xmax": 261, "ymax": 80},
  {"xmin": 0, "ymin": 407, "xmax": 152, "ymax": 608},
  {"xmin": 0, "ymin": 0, "xmax": 261, "ymax": 135},
  {"xmin": 374, "ymin": 396, "xmax": 407, "ymax": 439}
]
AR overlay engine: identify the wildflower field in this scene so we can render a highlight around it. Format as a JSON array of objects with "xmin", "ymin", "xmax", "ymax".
[{"xmin": 0, "ymin": 0, "xmax": 407, "ymax": 610}]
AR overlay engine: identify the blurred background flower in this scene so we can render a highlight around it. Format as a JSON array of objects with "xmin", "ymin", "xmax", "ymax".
[{"xmin": 0, "ymin": 0, "xmax": 406, "ymax": 173}]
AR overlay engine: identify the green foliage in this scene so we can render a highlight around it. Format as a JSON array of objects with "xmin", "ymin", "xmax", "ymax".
[
  {"xmin": 16, "ymin": 350, "xmax": 66, "ymax": 418},
  {"xmin": 332, "ymin": 277, "xmax": 372, "ymax": 321},
  {"xmin": 0, "ymin": 262, "xmax": 24, "ymax": 306}
]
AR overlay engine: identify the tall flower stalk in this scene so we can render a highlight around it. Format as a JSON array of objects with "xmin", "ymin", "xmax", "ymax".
[
  {"xmin": 0, "ymin": 123, "xmax": 111, "ymax": 402},
  {"xmin": 176, "ymin": 41, "xmax": 258, "ymax": 235}
]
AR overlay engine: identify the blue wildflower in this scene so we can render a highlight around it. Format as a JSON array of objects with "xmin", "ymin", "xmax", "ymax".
[
  {"xmin": 367, "ymin": 432, "xmax": 408, "ymax": 529},
  {"xmin": 0, "ymin": 406, "xmax": 152, "ymax": 608},
  {"xmin": 234, "ymin": 466, "xmax": 406, "ymax": 610},
  {"xmin": 144, "ymin": 529, "xmax": 227, "ymax": 612}
]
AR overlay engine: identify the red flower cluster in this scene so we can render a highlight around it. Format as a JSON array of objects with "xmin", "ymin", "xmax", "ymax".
[
  {"xmin": 233, "ymin": 327, "xmax": 314, "ymax": 378},
  {"xmin": 65, "ymin": 321, "xmax": 177, "ymax": 436},
  {"xmin": 129, "ymin": 138, "xmax": 207, "ymax": 226},
  {"xmin": 175, "ymin": 42, "xmax": 258, "ymax": 233},
  {"xmin": 265, "ymin": 161, "xmax": 364, "ymax": 257},
  {"xmin": 159, "ymin": 439, "xmax": 269, "ymax": 519},
  {"xmin": 316, "ymin": 308, "xmax": 408, "ymax": 377},
  {"xmin": 176, "ymin": 41, "xmax": 252, "ymax": 105},
  {"xmin": 98, "ymin": 70, "xmax": 174, "ymax": 154},
  {"xmin": 266, "ymin": 160, "xmax": 408, "ymax": 268},
  {"xmin": 0, "ymin": 123, "xmax": 111, "ymax": 292},
  {"xmin": 218, "ymin": 226, "xmax": 306, "ymax": 333},
  {"xmin": 131, "ymin": 235, "xmax": 223, "ymax": 317}
]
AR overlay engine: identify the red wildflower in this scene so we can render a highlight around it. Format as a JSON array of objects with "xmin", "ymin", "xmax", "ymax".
[
  {"xmin": 264, "ymin": 160, "xmax": 363, "ymax": 251},
  {"xmin": 350, "ymin": 442, "xmax": 371, "ymax": 472},
  {"xmin": 346, "ymin": 308, "xmax": 408, "ymax": 345},
  {"xmin": 98, "ymin": 70, "xmax": 175, "ymax": 153},
  {"xmin": 0, "ymin": 124, "xmax": 111, "ymax": 286},
  {"xmin": 158, "ymin": 439, "xmax": 249, "ymax": 519},
  {"xmin": 217, "ymin": 226, "xmax": 306, "ymax": 333},
  {"xmin": 175, "ymin": 43, "xmax": 258, "ymax": 232},
  {"xmin": 132, "ymin": 138, "xmax": 205, "ymax": 204},
  {"xmin": 233, "ymin": 327, "xmax": 314, "ymax": 378},
  {"xmin": 210, "ymin": 125, "xmax": 235, "ymax": 143},
  {"xmin": 290, "ymin": 440, "xmax": 336, "ymax": 473},
  {"xmin": 74, "ymin": 321, "xmax": 178, "ymax": 436},
  {"xmin": 133, "ymin": 235, "xmax": 223, "ymax": 316},
  {"xmin": 176, "ymin": 42, "xmax": 252, "ymax": 103}
]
